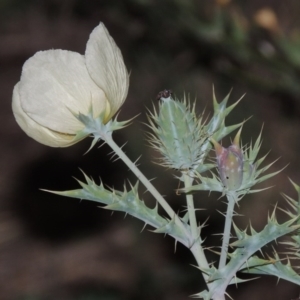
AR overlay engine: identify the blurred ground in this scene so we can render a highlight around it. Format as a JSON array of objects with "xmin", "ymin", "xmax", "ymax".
[{"xmin": 1, "ymin": 0, "xmax": 300, "ymax": 299}]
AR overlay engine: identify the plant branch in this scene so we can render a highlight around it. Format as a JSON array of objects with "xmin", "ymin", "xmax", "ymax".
[
  {"xmin": 103, "ymin": 133, "xmax": 191, "ymax": 245},
  {"xmin": 218, "ymin": 192, "xmax": 236, "ymax": 269},
  {"xmin": 183, "ymin": 173, "xmax": 210, "ymax": 286}
]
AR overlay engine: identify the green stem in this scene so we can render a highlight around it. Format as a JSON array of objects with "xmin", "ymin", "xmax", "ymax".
[
  {"xmin": 218, "ymin": 192, "xmax": 236, "ymax": 269},
  {"xmin": 103, "ymin": 133, "xmax": 190, "ymax": 244},
  {"xmin": 184, "ymin": 173, "xmax": 198, "ymax": 240},
  {"xmin": 183, "ymin": 173, "xmax": 210, "ymax": 282},
  {"xmin": 212, "ymin": 293, "xmax": 226, "ymax": 300}
]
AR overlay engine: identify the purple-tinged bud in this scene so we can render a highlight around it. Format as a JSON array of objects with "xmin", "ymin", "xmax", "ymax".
[{"xmin": 212, "ymin": 128, "xmax": 243, "ymax": 191}]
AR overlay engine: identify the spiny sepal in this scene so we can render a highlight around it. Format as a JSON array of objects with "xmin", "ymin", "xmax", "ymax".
[
  {"xmin": 236, "ymin": 129, "xmax": 282, "ymax": 197},
  {"xmin": 204, "ymin": 89, "xmax": 244, "ymax": 145},
  {"xmin": 43, "ymin": 172, "xmax": 188, "ymax": 246},
  {"xmin": 72, "ymin": 105, "xmax": 132, "ymax": 150},
  {"xmin": 194, "ymin": 90, "xmax": 244, "ymax": 174}
]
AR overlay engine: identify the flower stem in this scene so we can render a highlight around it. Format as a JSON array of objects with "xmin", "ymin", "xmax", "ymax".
[
  {"xmin": 183, "ymin": 173, "xmax": 210, "ymax": 280},
  {"xmin": 103, "ymin": 133, "xmax": 190, "ymax": 243},
  {"xmin": 218, "ymin": 192, "xmax": 236, "ymax": 269}
]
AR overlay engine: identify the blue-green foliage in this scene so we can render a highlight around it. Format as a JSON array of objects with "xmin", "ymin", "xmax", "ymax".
[
  {"xmin": 147, "ymin": 91, "xmax": 243, "ymax": 175},
  {"xmin": 45, "ymin": 91, "xmax": 300, "ymax": 300},
  {"xmin": 45, "ymin": 172, "xmax": 189, "ymax": 247}
]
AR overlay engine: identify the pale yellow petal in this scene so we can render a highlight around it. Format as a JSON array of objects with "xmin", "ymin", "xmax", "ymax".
[
  {"xmin": 85, "ymin": 23, "xmax": 129, "ymax": 120},
  {"xmin": 12, "ymin": 83, "xmax": 81, "ymax": 147},
  {"xmin": 19, "ymin": 50, "xmax": 109, "ymax": 134}
]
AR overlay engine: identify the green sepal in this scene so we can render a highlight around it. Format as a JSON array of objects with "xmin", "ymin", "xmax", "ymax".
[
  {"xmin": 193, "ymin": 91, "xmax": 245, "ymax": 180},
  {"xmin": 71, "ymin": 106, "xmax": 132, "ymax": 152},
  {"xmin": 235, "ymin": 129, "xmax": 282, "ymax": 196},
  {"xmin": 205, "ymin": 89, "xmax": 244, "ymax": 143},
  {"xmin": 195, "ymin": 91, "xmax": 244, "ymax": 176},
  {"xmin": 210, "ymin": 122, "xmax": 244, "ymax": 146}
]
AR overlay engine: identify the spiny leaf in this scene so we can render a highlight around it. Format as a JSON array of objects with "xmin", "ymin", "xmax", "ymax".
[
  {"xmin": 43, "ymin": 173, "xmax": 189, "ymax": 246},
  {"xmin": 280, "ymin": 180, "xmax": 300, "ymax": 257},
  {"xmin": 242, "ymin": 254, "xmax": 300, "ymax": 286},
  {"xmin": 231, "ymin": 218, "xmax": 300, "ymax": 249}
]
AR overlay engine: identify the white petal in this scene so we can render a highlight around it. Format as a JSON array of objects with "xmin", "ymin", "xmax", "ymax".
[
  {"xmin": 12, "ymin": 83, "xmax": 80, "ymax": 147},
  {"xmin": 85, "ymin": 23, "xmax": 129, "ymax": 119},
  {"xmin": 19, "ymin": 50, "xmax": 109, "ymax": 134}
]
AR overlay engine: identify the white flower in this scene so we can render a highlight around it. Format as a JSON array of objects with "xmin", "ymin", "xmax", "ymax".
[{"xmin": 12, "ymin": 23, "xmax": 129, "ymax": 147}]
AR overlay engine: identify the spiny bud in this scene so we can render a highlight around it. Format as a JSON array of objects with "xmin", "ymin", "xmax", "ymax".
[
  {"xmin": 147, "ymin": 93, "xmax": 208, "ymax": 171},
  {"xmin": 212, "ymin": 128, "xmax": 243, "ymax": 191}
]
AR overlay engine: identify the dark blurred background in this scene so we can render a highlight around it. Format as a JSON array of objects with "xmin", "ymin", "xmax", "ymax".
[{"xmin": 2, "ymin": 0, "xmax": 300, "ymax": 299}]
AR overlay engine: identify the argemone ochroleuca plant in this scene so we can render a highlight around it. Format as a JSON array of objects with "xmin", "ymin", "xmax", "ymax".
[
  {"xmin": 12, "ymin": 23, "xmax": 300, "ymax": 300},
  {"xmin": 12, "ymin": 22, "xmax": 129, "ymax": 147}
]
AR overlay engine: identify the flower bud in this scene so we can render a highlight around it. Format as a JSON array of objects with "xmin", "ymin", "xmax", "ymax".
[{"xmin": 212, "ymin": 128, "xmax": 243, "ymax": 191}]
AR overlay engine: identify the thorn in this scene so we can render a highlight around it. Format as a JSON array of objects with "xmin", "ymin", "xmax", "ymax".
[
  {"xmin": 108, "ymin": 150, "xmax": 118, "ymax": 160},
  {"xmin": 225, "ymin": 291, "xmax": 234, "ymax": 300},
  {"xmin": 112, "ymin": 156, "xmax": 122, "ymax": 163},
  {"xmin": 133, "ymin": 154, "xmax": 142, "ymax": 166},
  {"xmin": 84, "ymin": 137, "xmax": 99, "ymax": 154},
  {"xmin": 141, "ymin": 223, "xmax": 147, "ymax": 232},
  {"xmin": 97, "ymin": 141, "xmax": 106, "ymax": 149}
]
